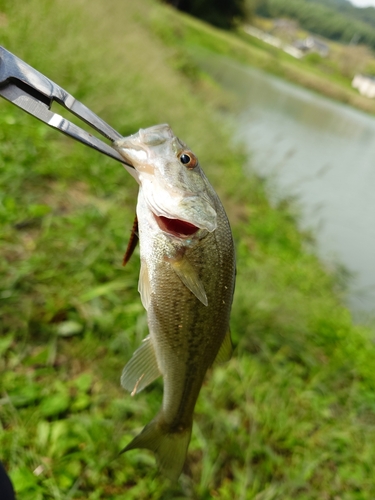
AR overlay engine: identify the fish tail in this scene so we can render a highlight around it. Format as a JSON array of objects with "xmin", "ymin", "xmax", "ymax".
[{"xmin": 121, "ymin": 415, "xmax": 192, "ymax": 481}]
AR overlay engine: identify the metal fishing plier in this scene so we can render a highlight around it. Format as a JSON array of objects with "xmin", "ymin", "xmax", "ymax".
[{"xmin": 0, "ymin": 46, "xmax": 133, "ymax": 168}]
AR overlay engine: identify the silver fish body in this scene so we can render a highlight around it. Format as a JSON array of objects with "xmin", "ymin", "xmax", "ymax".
[{"xmin": 114, "ymin": 124, "xmax": 235, "ymax": 480}]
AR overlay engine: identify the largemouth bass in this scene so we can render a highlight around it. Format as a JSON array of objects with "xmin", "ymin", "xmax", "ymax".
[{"xmin": 114, "ymin": 124, "xmax": 236, "ymax": 481}]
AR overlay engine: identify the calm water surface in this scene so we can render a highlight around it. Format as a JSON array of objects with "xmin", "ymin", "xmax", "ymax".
[{"xmin": 200, "ymin": 55, "xmax": 375, "ymax": 318}]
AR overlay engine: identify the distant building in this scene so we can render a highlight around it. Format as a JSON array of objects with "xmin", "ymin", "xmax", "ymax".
[
  {"xmin": 243, "ymin": 26, "xmax": 329, "ymax": 60},
  {"xmin": 272, "ymin": 18, "xmax": 298, "ymax": 42},
  {"xmin": 293, "ymin": 37, "xmax": 329, "ymax": 57},
  {"xmin": 244, "ymin": 25, "xmax": 303, "ymax": 58},
  {"xmin": 352, "ymin": 74, "xmax": 375, "ymax": 98}
]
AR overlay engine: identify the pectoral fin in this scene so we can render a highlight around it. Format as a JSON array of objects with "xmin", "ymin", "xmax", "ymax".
[
  {"xmin": 214, "ymin": 328, "xmax": 233, "ymax": 365},
  {"xmin": 123, "ymin": 215, "xmax": 139, "ymax": 266},
  {"xmin": 170, "ymin": 257, "xmax": 208, "ymax": 306},
  {"xmin": 121, "ymin": 336, "xmax": 161, "ymax": 395}
]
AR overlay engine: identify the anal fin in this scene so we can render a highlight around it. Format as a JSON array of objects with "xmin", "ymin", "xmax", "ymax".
[{"xmin": 121, "ymin": 336, "xmax": 161, "ymax": 395}]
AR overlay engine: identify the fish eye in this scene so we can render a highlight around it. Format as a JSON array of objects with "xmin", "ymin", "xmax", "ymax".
[
  {"xmin": 179, "ymin": 151, "xmax": 198, "ymax": 169},
  {"xmin": 180, "ymin": 154, "xmax": 190, "ymax": 164}
]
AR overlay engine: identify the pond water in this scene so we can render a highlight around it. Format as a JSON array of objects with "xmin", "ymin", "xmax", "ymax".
[{"xmin": 199, "ymin": 55, "xmax": 375, "ymax": 319}]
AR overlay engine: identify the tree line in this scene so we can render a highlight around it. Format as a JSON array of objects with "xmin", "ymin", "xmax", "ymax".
[
  {"xmin": 306, "ymin": 0, "xmax": 375, "ymax": 30},
  {"xmin": 256, "ymin": 0, "xmax": 375, "ymax": 49},
  {"xmin": 163, "ymin": 0, "xmax": 246, "ymax": 28},
  {"xmin": 164, "ymin": 0, "xmax": 375, "ymax": 50}
]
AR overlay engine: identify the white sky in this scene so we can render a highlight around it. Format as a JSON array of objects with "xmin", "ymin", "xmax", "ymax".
[{"xmin": 349, "ymin": 0, "xmax": 375, "ymax": 7}]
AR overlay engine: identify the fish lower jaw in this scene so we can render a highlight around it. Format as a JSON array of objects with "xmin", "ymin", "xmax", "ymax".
[{"xmin": 153, "ymin": 214, "xmax": 200, "ymax": 238}]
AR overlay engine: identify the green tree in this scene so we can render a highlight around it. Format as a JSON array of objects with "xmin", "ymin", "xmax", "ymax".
[
  {"xmin": 165, "ymin": 0, "xmax": 246, "ymax": 29},
  {"xmin": 255, "ymin": 0, "xmax": 375, "ymax": 49}
]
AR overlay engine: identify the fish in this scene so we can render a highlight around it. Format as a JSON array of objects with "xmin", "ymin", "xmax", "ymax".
[{"xmin": 113, "ymin": 124, "xmax": 236, "ymax": 481}]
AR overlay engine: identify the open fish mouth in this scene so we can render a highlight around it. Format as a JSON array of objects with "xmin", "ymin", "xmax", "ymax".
[{"xmin": 154, "ymin": 214, "xmax": 199, "ymax": 238}]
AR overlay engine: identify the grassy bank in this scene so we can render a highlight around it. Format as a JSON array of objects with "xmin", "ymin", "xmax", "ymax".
[
  {"xmin": 148, "ymin": 5, "xmax": 375, "ymax": 116},
  {"xmin": 1, "ymin": 0, "xmax": 375, "ymax": 499}
]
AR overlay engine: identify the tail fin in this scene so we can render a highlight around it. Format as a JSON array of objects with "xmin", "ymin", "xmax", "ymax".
[{"xmin": 121, "ymin": 416, "xmax": 192, "ymax": 481}]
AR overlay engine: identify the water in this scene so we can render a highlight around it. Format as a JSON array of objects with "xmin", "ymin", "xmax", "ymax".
[{"xmin": 200, "ymin": 55, "xmax": 375, "ymax": 318}]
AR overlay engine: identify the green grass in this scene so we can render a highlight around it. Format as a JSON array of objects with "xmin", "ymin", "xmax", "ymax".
[
  {"xmin": 1, "ymin": 0, "xmax": 375, "ymax": 498},
  {"xmin": 147, "ymin": 5, "xmax": 375, "ymax": 116}
]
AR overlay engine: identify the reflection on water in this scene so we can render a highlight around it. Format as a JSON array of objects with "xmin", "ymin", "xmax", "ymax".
[{"xmin": 201, "ymin": 55, "xmax": 375, "ymax": 318}]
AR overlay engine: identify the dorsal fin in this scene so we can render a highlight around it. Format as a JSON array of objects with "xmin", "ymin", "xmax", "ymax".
[
  {"xmin": 213, "ymin": 328, "xmax": 233, "ymax": 365},
  {"xmin": 123, "ymin": 215, "xmax": 139, "ymax": 266}
]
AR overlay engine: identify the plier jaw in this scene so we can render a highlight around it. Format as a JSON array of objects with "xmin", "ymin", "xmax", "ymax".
[{"xmin": 0, "ymin": 46, "xmax": 134, "ymax": 168}]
